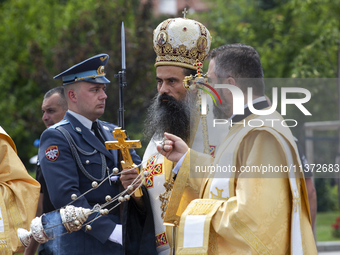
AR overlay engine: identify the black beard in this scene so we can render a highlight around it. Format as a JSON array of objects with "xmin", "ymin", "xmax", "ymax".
[{"xmin": 144, "ymin": 93, "xmax": 192, "ymax": 142}]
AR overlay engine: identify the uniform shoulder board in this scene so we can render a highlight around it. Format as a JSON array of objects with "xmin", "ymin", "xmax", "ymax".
[
  {"xmin": 49, "ymin": 119, "xmax": 70, "ymax": 129},
  {"xmin": 98, "ymin": 120, "xmax": 117, "ymax": 130},
  {"xmin": 100, "ymin": 120, "xmax": 111, "ymax": 125}
]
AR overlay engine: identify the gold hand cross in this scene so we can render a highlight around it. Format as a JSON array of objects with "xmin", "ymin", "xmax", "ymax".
[{"xmin": 105, "ymin": 127, "xmax": 142, "ymax": 196}]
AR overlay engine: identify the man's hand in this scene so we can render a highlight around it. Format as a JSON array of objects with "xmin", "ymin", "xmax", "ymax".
[
  {"xmin": 120, "ymin": 167, "xmax": 144, "ymax": 208},
  {"xmin": 120, "ymin": 168, "xmax": 141, "ymax": 194},
  {"xmin": 156, "ymin": 132, "xmax": 188, "ymax": 162}
]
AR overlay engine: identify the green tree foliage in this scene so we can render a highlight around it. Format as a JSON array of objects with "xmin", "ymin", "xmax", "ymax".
[
  {"xmin": 200, "ymin": 0, "xmax": 340, "ymax": 122},
  {"xmin": 201, "ymin": 0, "xmax": 340, "ymax": 78},
  {"xmin": 50, "ymin": 0, "xmax": 159, "ymax": 150},
  {"xmin": 0, "ymin": 0, "xmax": 160, "ymax": 166},
  {"xmin": 315, "ymin": 178, "xmax": 338, "ymax": 212}
]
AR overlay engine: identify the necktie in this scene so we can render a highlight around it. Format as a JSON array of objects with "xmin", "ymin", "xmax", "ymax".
[{"xmin": 92, "ymin": 121, "xmax": 105, "ymax": 144}]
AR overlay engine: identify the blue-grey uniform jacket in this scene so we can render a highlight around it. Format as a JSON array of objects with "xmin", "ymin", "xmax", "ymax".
[{"xmin": 38, "ymin": 111, "xmax": 141, "ymax": 254}]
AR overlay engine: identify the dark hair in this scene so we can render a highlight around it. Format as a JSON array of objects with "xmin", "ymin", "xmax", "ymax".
[
  {"xmin": 44, "ymin": 86, "xmax": 68, "ymax": 110},
  {"xmin": 209, "ymin": 44, "xmax": 265, "ymax": 96},
  {"xmin": 182, "ymin": 67, "xmax": 197, "ymax": 77}
]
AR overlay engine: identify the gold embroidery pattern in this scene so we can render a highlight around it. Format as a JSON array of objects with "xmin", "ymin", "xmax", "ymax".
[
  {"xmin": 8, "ymin": 190, "xmax": 24, "ymax": 231},
  {"xmin": 143, "ymin": 156, "xmax": 163, "ymax": 189},
  {"xmin": 293, "ymin": 189, "xmax": 300, "ymax": 212},
  {"xmin": 0, "ymin": 239, "xmax": 10, "ymax": 255},
  {"xmin": 0, "ymin": 193, "xmax": 12, "ymax": 255},
  {"xmin": 154, "ymin": 23, "xmax": 210, "ymax": 68},
  {"xmin": 160, "ymin": 19, "xmax": 172, "ymax": 31},
  {"xmin": 196, "ymin": 22, "xmax": 207, "ymax": 37},
  {"xmin": 300, "ymin": 200, "xmax": 308, "ymax": 255},
  {"xmin": 156, "ymin": 55, "xmax": 195, "ymax": 65},
  {"xmin": 187, "ymin": 200, "xmax": 221, "ymax": 215},
  {"xmin": 162, "ymin": 153, "xmax": 192, "ymax": 224},
  {"xmin": 229, "ymin": 201, "xmax": 272, "ymax": 255},
  {"xmin": 258, "ymin": 187, "xmax": 289, "ymax": 250},
  {"xmin": 200, "ymin": 114, "xmax": 210, "ymax": 154},
  {"xmin": 210, "ymin": 187, "xmax": 228, "ymax": 200},
  {"xmin": 208, "ymin": 224, "xmax": 218, "ymax": 255},
  {"xmin": 159, "ymin": 176, "xmax": 175, "ymax": 219},
  {"xmin": 189, "ymin": 47, "xmax": 198, "ymax": 58},
  {"xmin": 163, "ymin": 43, "xmax": 173, "ymax": 53},
  {"xmin": 177, "ymin": 44, "xmax": 187, "ymax": 55},
  {"xmin": 155, "ymin": 45, "xmax": 206, "ymax": 66},
  {"xmin": 198, "ymin": 52, "xmax": 205, "ymax": 62},
  {"xmin": 154, "ymin": 45, "xmax": 162, "ymax": 55}
]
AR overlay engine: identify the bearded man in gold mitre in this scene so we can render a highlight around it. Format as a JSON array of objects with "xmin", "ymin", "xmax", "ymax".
[
  {"xmin": 120, "ymin": 15, "xmax": 214, "ymax": 255},
  {"xmin": 0, "ymin": 127, "xmax": 40, "ymax": 254}
]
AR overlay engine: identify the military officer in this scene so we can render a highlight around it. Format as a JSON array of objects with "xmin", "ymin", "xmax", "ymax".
[{"xmin": 38, "ymin": 54, "xmax": 141, "ymax": 255}]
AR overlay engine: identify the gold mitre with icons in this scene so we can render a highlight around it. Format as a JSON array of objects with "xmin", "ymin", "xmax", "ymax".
[{"xmin": 153, "ymin": 17, "xmax": 212, "ymax": 70}]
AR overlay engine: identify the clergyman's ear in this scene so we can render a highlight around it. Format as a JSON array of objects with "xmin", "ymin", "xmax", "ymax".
[{"xmin": 226, "ymin": 77, "xmax": 236, "ymax": 86}]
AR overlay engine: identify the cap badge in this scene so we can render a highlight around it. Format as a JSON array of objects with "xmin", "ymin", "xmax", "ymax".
[{"xmin": 97, "ymin": 66, "xmax": 105, "ymax": 75}]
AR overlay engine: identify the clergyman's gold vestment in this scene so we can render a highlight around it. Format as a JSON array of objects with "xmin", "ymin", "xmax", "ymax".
[
  {"xmin": 142, "ymin": 138, "xmax": 202, "ymax": 255},
  {"xmin": 0, "ymin": 127, "xmax": 40, "ymax": 254},
  {"xmin": 174, "ymin": 112, "xmax": 318, "ymax": 255},
  {"xmin": 142, "ymin": 103, "xmax": 219, "ymax": 255}
]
